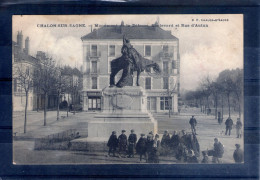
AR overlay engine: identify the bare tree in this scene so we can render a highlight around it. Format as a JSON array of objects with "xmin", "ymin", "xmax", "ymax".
[
  {"xmin": 200, "ymin": 75, "xmax": 212, "ymax": 115},
  {"xmin": 34, "ymin": 55, "xmax": 58, "ymax": 126},
  {"xmin": 14, "ymin": 63, "xmax": 34, "ymax": 133}
]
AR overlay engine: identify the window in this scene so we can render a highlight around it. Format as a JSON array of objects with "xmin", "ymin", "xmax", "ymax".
[
  {"xmin": 163, "ymin": 45, "xmax": 168, "ymax": 52},
  {"xmin": 163, "ymin": 61, "xmax": 169, "ymax": 74},
  {"xmin": 163, "ymin": 77, "xmax": 169, "ymax": 89},
  {"xmin": 172, "ymin": 60, "xmax": 177, "ymax": 69},
  {"xmin": 14, "ymin": 78, "xmax": 17, "ymax": 92},
  {"xmin": 92, "ymin": 77, "xmax": 97, "ymax": 89},
  {"xmin": 91, "ymin": 61, "xmax": 97, "ymax": 73},
  {"xmin": 147, "ymin": 97, "xmax": 151, "ymax": 110},
  {"xmin": 145, "ymin": 77, "xmax": 151, "ymax": 89},
  {"xmin": 109, "ymin": 45, "xmax": 115, "ymax": 57},
  {"xmin": 91, "ymin": 45, "xmax": 97, "ymax": 57},
  {"xmin": 160, "ymin": 97, "xmax": 172, "ymax": 110},
  {"xmin": 145, "ymin": 45, "xmax": 151, "ymax": 57}
]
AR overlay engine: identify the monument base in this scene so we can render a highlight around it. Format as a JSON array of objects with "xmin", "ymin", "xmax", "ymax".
[{"xmin": 70, "ymin": 86, "xmax": 158, "ymax": 151}]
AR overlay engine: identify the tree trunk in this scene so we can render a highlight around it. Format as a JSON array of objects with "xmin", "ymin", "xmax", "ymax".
[
  {"xmin": 215, "ymin": 97, "xmax": 218, "ymax": 119},
  {"xmin": 227, "ymin": 93, "xmax": 231, "ymax": 117},
  {"xmin": 67, "ymin": 94, "xmax": 69, "ymax": 117},
  {"xmin": 221, "ymin": 95, "xmax": 224, "ymax": 119},
  {"xmin": 24, "ymin": 91, "xmax": 28, "ymax": 133},
  {"xmin": 200, "ymin": 99, "xmax": 202, "ymax": 112},
  {"xmin": 57, "ymin": 92, "xmax": 60, "ymax": 121},
  {"xmin": 36, "ymin": 94, "xmax": 39, "ymax": 112},
  {"xmin": 44, "ymin": 93, "xmax": 47, "ymax": 126}
]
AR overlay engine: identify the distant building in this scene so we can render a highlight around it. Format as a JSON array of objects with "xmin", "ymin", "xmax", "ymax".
[
  {"xmin": 61, "ymin": 66, "xmax": 83, "ymax": 106},
  {"xmin": 81, "ymin": 22, "xmax": 180, "ymax": 113}
]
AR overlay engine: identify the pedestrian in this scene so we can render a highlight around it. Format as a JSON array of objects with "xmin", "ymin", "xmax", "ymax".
[
  {"xmin": 136, "ymin": 133, "xmax": 147, "ymax": 162},
  {"xmin": 128, "ymin": 129, "xmax": 137, "ymax": 158},
  {"xmin": 189, "ymin": 116, "xmax": 198, "ymax": 135},
  {"xmin": 218, "ymin": 112, "xmax": 222, "ymax": 124},
  {"xmin": 170, "ymin": 131, "xmax": 180, "ymax": 155},
  {"xmin": 150, "ymin": 134, "xmax": 160, "ymax": 163},
  {"xmin": 118, "ymin": 130, "xmax": 127, "ymax": 158},
  {"xmin": 161, "ymin": 130, "xmax": 171, "ymax": 155},
  {"xmin": 107, "ymin": 131, "xmax": 118, "ymax": 157},
  {"xmin": 201, "ymin": 151, "xmax": 209, "ymax": 163},
  {"xmin": 146, "ymin": 134, "xmax": 154, "ymax": 163},
  {"xmin": 225, "ymin": 117, "xmax": 233, "ymax": 136},
  {"xmin": 236, "ymin": 118, "xmax": 243, "ymax": 138},
  {"xmin": 187, "ymin": 149, "xmax": 199, "ymax": 163},
  {"xmin": 212, "ymin": 138, "xmax": 224, "ymax": 163},
  {"xmin": 233, "ymin": 144, "xmax": 244, "ymax": 163}
]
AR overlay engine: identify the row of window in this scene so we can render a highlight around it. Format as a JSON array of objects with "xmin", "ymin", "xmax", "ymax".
[
  {"xmin": 90, "ymin": 77, "xmax": 170, "ymax": 90},
  {"xmin": 86, "ymin": 96, "xmax": 172, "ymax": 111},
  {"xmin": 89, "ymin": 60, "xmax": 177, "ymax": 74},
  {"xmin": 89, "ymin": 44, "xmax": 170, "ymax": 57}
]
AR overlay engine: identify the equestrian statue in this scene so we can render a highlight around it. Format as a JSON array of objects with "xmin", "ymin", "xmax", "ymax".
[{"xmin": 110, "ymin": 35, "xmax": 161, "ymax": 88}]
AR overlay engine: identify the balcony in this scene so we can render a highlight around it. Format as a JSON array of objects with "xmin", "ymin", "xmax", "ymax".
[
  {"xmin": 159, "ymin": 51, "xmax": 173, "ymax": 58},
  {"xmin": 87, "ymin": 51, "xmax": 101, "ymax": 58}
]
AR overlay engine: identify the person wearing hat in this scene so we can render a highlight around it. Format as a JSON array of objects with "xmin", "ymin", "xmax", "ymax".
[
  {"xmin": 189, "ymin": 115, "xmax": 198, "ymax": 135},
  {"xmin": 136, "ymin": 133, "xmax": 147, "ymax": 162},
  {"xmin": 225, "ymin": 116, "xmax": 233, "ymax": 136},
  {"xmin": 233, "ymin": 144, "xmax": 243, "ymax": 163},
  {"xmin": 118, "ymin": 130, "xmax": 128, "ymax": 158},
  {"xmin": 161, "ymin": 130, "xmax": 171, "ymax": 155},
  {"xmin": 235, "ymin": 118, "xmax": 243, "ymax": 138},
  {"xmin": 212, "ymin": 138, "xmax": 224, "ymax": 163},
  {"xmin": 128, "ymin": 129, "xmax": 137, "ymax": 158},
  {"xmin": 107, "ymin": 131, "xmax": 118, "ymax": 157}
]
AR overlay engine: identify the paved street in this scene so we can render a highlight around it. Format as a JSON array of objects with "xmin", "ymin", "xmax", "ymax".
[{"xmin": 13, "ymin": 108, "xmax": 243, "ymax": 164}]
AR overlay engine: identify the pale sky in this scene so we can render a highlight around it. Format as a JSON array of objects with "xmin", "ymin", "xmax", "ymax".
[{"xmin": 12, "ymin": 15, "xmax": 243, "ymax": 90}]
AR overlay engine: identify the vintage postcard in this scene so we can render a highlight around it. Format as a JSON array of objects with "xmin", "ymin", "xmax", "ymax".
[{"xmin": 12, "ymin": 14, "xmax": 243, "ymax": 164}]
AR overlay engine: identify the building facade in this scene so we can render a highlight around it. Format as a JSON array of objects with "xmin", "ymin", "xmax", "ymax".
[
  {"xmin": 81, "ymin": 23, "xmax": 180, "ymax": 113},
  {"xmin": 12, "ymin": 31, "xmax": 59, "ymax": 111}
]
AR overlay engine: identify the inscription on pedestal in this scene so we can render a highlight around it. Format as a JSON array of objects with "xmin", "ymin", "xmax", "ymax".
[{"xmin": 111, "ymin": 94, "xmax": 133, "ymax": 109}]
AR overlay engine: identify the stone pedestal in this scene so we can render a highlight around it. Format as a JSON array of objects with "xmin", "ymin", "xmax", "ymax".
[{"xmin": 70, "ymin": 86, "xmax": 158, "ymax": 151}]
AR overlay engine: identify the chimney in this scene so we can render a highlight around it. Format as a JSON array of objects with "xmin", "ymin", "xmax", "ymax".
[
  {"xmin": 24, "ymin": 37, "xmax": 30, "ymax": 55},
  {"xmin": 17, "ymin": 31, "xmax": 23, "ymax": 52}
]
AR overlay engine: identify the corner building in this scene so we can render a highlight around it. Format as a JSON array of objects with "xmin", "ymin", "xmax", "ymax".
[{"xmin": 81, "ymin": 23, "xmax": 180, "ymax": 113}]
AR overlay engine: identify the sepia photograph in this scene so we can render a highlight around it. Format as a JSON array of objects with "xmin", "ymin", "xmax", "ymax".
[{"xmin": 12, "ymin": 14, "xmax": 243, "ymax": 164}]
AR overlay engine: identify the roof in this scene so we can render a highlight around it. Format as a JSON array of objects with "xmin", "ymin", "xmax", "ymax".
[{"xmin": 81, "ymin": 25, "xmax": 178, "ymax": 41}]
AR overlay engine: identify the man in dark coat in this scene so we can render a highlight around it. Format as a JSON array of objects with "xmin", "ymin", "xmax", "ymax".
[
  {"xmin": 107, "ymin": 131, "xmax": 118, "ymax": 157},
  {"xmin": 128, "ymin": 129, "xmax": 137, "ymax": 158},
  {"xmin": 233, "ymin": 144, "xmax": 244, "ymax": 163},
  {"xmin": 170, "ymin": 131, "xmax": 180, "ymax": 155},
  {"xmin": 212, "ymin": 138, "xmax": 224, "ymax": 163},
  {"xmin": 146, "ymin": 134, "xmax": 154, "ymax": 163},
  {"xmin": 225, "ymin": 117, "xmax": 233, "ymax": 136},
  {"xmin": 161, "ymin": 130, "xmax": 171, "ymax": 155},
  {"xmin": 136, "ymin": 133, "xmax": 147, "ymax": 162},
  {"xmin": 118, "ymin": 130, "xmax": 127, "ymax": 158},
  {"xmin": 189, "ymin": 115, "xmax": 198, "ymax": 135}
]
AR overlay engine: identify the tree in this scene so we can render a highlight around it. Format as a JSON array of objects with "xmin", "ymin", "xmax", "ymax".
[
  {"xmin": 200, "ymin": 75, "xmax": 212, "ymax": 115},
  {"xmin": 34, "ymin": 55, "xmax": 58, "ymax": 126},
  {"xmin": 217, "ymin": 70, "xmax": 236, "ymax": 117},
  {"xmin": 230, "ymin": 68, "xmax": 243, "ymax": 118},
  {"xmin": 14, "ymin": 63, "xmax": 34, "ymax": 133}
]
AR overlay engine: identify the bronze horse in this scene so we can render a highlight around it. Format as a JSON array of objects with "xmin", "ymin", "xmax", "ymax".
[{"xmin": 109, "ymin": 56, "xmax": 161, "ymax": 88}]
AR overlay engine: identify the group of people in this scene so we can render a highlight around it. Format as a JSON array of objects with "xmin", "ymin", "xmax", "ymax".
[
  {"xmin": 225, "ymin": 117, "xmax": 243, "ymax": 138},
  {"xmin": 107, "ymin": 127, "xmax": 200, "ymax": 163}
]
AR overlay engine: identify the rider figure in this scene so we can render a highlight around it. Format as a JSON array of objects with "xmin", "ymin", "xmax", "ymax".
[{"xmin": 121, "ymin": 35, "xmax": 141, "ymax": 73}]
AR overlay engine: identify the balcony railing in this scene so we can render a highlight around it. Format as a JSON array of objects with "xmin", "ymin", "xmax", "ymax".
[
  {"xmin": 87, "ymin": 51, "xmax": 101, "ymax": 58},
  {"xmin": 159, "ymin": 51, "xmax": 173, "ymax": 58}
]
